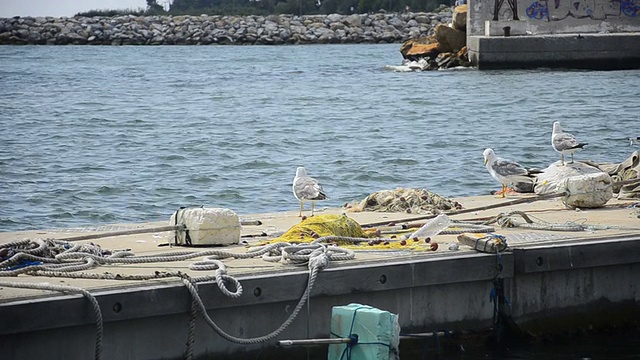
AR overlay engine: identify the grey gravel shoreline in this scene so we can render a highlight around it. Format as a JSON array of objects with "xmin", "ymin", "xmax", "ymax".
[{"xmin": 0, "ymin": 12, "xmax": 452, "ymax": 45}]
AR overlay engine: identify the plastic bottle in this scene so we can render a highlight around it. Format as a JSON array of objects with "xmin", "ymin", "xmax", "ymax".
[{"xmin": 404, "ymin": 214, "xmax": 451, "ymax": 240}]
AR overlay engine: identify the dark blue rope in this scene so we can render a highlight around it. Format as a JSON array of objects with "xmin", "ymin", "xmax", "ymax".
[
  {"xmin": 489, "ymin": 234, "xmax": 508, "ymax": 326},
  {"xmin": 490, "ymin": 238, "xmax": 512, "ymax": 328},
  {"xmin": 340, "ymin": 307, "xmax": 365, "ymax": 360},
  {"xmin": 6, "ymin": 260, "xmax": 42, "ymax": 271}
]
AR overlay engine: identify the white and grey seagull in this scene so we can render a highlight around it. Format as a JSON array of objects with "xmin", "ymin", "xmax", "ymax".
[
  {"xmin": 292, "ymin": 166, "xmax": 327, "ymax": 217},
  {"xmin": 483, "ymin": 148, "xmax": 537, "ymax": 198},
  {"xmin": 552, "ymin": 121, "xmax": 588, "ymax": 165}
]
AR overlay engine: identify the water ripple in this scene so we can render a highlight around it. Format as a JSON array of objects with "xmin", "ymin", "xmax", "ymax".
[{"xmin": 1, "ymin": 44, "xmax": 639, "ymax": 231}]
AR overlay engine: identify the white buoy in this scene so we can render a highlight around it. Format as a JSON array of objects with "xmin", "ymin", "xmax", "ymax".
[
  {"xmin": 169, "ymin": 207, "xmax": 241, "ymax": 246},
  {"xmin": 535, "ymin": 162, "xmax": 613, "ymax": 209}
]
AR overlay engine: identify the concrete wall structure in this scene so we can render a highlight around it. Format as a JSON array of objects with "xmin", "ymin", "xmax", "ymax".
[
  {"xmin": 2, "ymin": 198, "xmax": 639, "ymax": 359},
  {"xmin": 1, "ymin": 235, "xmax": 639, "ymax": 359},
  {"xmin": 467, "ymin": 32, "xmax": 640, "ymax": 69},
  {"xmin": 469, "ymin": 0, "xmax": 640, "ymax": 36},
  {"xmin": 466, "ymin": 0, "xmax": 640, "ymax": 69}
]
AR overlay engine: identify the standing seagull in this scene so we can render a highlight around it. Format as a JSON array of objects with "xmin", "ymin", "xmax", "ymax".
[
  {"xmin": 552, "ymin": 121, "xmax": 588, "ymax": 165},
  {"xmin": 292, "ymin": 167, "xmax": 327, "ymax": 217},
  {"xmin": 483, "ymin": 148, "xmax": 537, "ymax": 198}
]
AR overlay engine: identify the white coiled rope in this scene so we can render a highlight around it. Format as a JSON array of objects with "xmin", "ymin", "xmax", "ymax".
[
  {"xmin": 484, "ymin": 210, "xmax": 589, "ymax": 231},
  {"xmin": 0, "ymin": 236, "xmax": 361, "ymax": 359}
]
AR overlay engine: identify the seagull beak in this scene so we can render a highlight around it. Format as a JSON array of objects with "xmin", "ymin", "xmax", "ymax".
[{"xmin": 484, "ymin": 157, "xmax": 488, "ymax": 165}]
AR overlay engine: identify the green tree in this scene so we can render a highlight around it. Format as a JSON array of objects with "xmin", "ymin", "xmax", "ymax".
[{"xmin": 146, "ymin": 0, "xmax": 166, "ymax": 13}]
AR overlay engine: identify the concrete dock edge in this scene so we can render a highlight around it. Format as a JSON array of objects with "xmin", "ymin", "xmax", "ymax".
[{"xmin": 468, "ymin": 33, "xmax": 640, "ymax": 70}]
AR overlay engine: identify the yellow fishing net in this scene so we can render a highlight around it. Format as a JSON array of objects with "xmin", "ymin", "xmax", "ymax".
[
  {"xmin": 346, "ymin": 236, "xmax": 440, "ymax": 251},
  {"xmin": 267, "ymin": 214, "xmax": 367, "ymax": 244},
  {"xmin": 263, "ymin": 213, "xmax": 441, "ymax": 252}
]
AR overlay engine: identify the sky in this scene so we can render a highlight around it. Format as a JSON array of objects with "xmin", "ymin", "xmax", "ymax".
[{"xmin": 0, "ymin": 0, "xmax": 151, "ymax": 18}]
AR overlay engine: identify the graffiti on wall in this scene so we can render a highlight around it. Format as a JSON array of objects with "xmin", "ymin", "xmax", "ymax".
[
  {"xmin": 493, "ymin": 0, "xmax": 520, "ymax": 20},
  {"xmin": 525, "ymin": 0, "xmax": 640, "ymax": 20}
]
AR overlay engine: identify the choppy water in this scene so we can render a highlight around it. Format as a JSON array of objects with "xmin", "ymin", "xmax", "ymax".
[
  {"xmin": 1, "ymin": 44, "xmax": 640, "ymax": 359},
  {"xmin": 1, "ymin": 44, "xmax": 639, "ymax": 232}
]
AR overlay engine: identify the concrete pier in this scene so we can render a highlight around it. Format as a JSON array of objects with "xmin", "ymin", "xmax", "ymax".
[
  {"xmin": 466, "ymin": 0, "xmax": 640, "ymax": 69},
  {"xmin": 468, "ymin": 33, "xmax": 640, "ymax": 70},
  {"xmin": 1, "ymin": 195, "xmax": 639, "ymax": 359}
]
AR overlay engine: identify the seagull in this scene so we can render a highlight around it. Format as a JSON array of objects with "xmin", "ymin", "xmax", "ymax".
[
  {"xmin": 552, "ymin": 121, "xmax": 587, "ymax": 165},
  {"xmin": 483, "ymin": 148, "xmax": 537, "ymax": 198},
  {"xmin": 292, "ymin": 167, "xmax": 327, "ymax": 217}
]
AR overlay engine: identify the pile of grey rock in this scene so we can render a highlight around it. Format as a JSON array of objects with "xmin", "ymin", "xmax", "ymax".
[{"xmin": 0, "ymin": 11, "xmax": 453, "ymax": 45}]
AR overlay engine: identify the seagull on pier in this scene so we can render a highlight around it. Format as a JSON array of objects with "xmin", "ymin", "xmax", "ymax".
[
  {"xmin": 552, "ymin": 121, "xmax": 588, "ymax": 165},
  {"xmin": 483, "ymin": 148, "xmax": 537, "ymax": 198},
  {"xmin": 292, "ymin": 167, "xmax": 327, "ymax": 217}
]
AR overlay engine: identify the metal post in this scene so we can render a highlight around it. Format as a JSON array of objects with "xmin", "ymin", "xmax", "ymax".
[{"xmin": 278, "ymin": 337, "xmax": 353, "ymax": 346}]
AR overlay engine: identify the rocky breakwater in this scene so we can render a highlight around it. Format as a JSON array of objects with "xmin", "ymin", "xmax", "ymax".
[
  {"xmin": 395, "ymin": 5, "xmax": 469, "ymax": 70},
  {"xmin": 0, "ymin": 12, "xmax": 453, "ymax": 45}
]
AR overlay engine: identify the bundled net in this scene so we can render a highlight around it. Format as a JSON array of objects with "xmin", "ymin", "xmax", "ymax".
[
  {"xmin": 582, "ymin": 150, "xmax": 640, "ymax": 199},
  {"xmin": 344, "ymin": 188, "xmax": 462, "ymax": 214},
  {"xmin": 260, "ymin": 213, "xmax": 459, "ymax": 252},
  {"xmin": 614, "ymin": 166, "xmax": 640, "ymax": 199},
  {"xmin": 267, "ymin": 214, "xmax": 367, "ymax": 244}
]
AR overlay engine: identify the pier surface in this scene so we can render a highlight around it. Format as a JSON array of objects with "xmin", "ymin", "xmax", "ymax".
[{"xmin": 1, "ymin": 195, "xmax": 639, "ymax": 359}]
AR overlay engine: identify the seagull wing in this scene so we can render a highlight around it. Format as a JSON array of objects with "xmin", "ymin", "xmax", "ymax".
[
  {"xmin": 553, "ymin": 132, "xmax": 580, "ymax": 151},
  {"xmin": 491, "ymin": 157, "xmax": 529, "ymax": 177},
  {"xmin": 294, "ymin": 176, "xmax": 327, "ymax": 201}
]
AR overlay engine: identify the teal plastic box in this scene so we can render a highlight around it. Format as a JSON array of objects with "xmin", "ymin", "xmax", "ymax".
[{"xmin": 327, "ymin": 303, "xmax": 400, "ymax": 360}]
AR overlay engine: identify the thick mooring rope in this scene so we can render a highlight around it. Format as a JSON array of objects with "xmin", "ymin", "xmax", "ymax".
[
  {"xmin": 0, "ymin": 280, "xmax": 104, "ymax": 360},
  {"xmin": 181, "ymin": 250, "xmax": 327, "ymax": 345},
  {"xmin": 443, "ymin": 221, "xmax": 495, "ymax": 234},
  {"xmin": 0, "ymin": 237, "xmax": 352, "ymax": 359},
  {"xmin": 252, "ymin": 239, "xmax": 355, "ymax": 264},
  {"xmin": 483, "ymin": 210, "xmax": 588, "ymax": 231}
]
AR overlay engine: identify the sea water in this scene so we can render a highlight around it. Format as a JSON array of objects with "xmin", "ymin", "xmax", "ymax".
[
  {"xmin": 1, "ymin": 44, "xmax": 638, "ymax": 231},
  {"xmin": 1, "ymin": 43, "xmax": 639, "ymax": 359}
]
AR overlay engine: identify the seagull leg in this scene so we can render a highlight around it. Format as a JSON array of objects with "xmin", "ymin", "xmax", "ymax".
[
  {"xmin": 501, "ymin": 184, "xmax": 506, "ymax": 198},
  {"xmin": 570, "ymin": 153, "xmax": 574, "ymax": 164},
  {"xmin": 561, "ymin": 152, "xmax": 565, "ymax": 166},
  {"xmin": 299, "ymin": 201, "xmax": 303, "ymax": 217},
  {"xmin": 311, "ymin": 201, "xmax": 315, "ymax": 216}
]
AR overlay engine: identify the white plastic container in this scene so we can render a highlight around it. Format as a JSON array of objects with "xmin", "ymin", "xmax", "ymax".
[
  {"xmin": 404, "ymin": 213, "xmax": 451, "ymax": 240},
  {"xmin": 169, "ymin": 207, "xmax": 241, "ymax": 246}
]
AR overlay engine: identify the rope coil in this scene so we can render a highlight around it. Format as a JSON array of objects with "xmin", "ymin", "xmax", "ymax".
[
  {"xmin": 484, "ymin": 210, "xmax": 588, "ymax": 231},
  {"xmin": 0, "ymin": 235, "xmax": 359, "ymax": 359}
]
